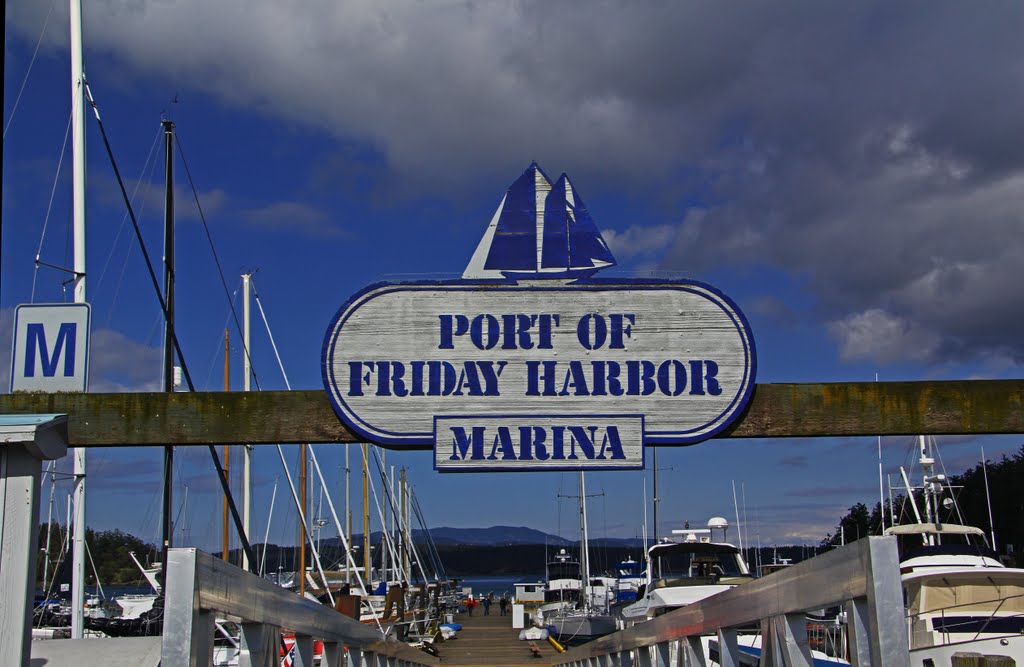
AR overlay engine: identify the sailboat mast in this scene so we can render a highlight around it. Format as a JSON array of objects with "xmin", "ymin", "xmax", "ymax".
[
  {"xmin": 345, "ymin": 444, "xmax": 351, "ymax": 583},
  {"xmin": 299, "ymin": 444, "xmax": 307, "ymax": 596},
  {"xmin": 160, "ymin": 119, "xmax": 176, "ymax": 591},
  {"xmin": 652, "ymin": 448, "xmax": 659, "ymax": 543},
  {"xmin": 69, "ymin": 0, "xmax": 87, "ymax": 640},
  {"xmin": 579, "ymin": 472, "xmax": 591, "ymax": 612},
  {"xmin": 362, "ymin": 443, "xmax": 370, "ymax": 590},
  {"xmin": 222, "ymin": 329, "xmax": 230, "ymax": 562},
  {"xmin": 401, "ymin": 468, "xmax": 409, "ymax": 581},
  {"xmin": 242, "ymin": 273, "xmax": 253, "ymax": 570},
  {"xmin": 381, "ymin": 451, "xmax": 388, "ymax": 582}
]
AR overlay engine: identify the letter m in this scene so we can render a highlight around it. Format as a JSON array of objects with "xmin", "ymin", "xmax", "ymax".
[
  {"xmin": 449, "ymin": 426, "xmax": 486, "ymax": 461},
  {"xmin": 24, "ymin": 322, "xmax": 76, "ymax": 378}
]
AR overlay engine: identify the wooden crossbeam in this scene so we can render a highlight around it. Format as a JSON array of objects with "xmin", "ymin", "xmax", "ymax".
[{"xmin": 0, "ymin": 380, "xmax": 1021, "ymax": 448}]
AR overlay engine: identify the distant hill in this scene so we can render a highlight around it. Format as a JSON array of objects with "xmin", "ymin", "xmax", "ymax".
[
  {"xmin": 425, "ymin": 525, "xmax": 571, "ymax": 546},
  {"xmin": 321, "ymin": 525, "xmax": 644, "ymax": 548}
]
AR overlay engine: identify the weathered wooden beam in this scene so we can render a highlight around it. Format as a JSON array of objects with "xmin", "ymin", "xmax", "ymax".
[{"xmin": 0, "ymin": 380, "xmax": 1021, "ymax": 448}]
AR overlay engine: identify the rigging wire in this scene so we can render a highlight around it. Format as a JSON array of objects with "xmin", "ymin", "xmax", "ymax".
[
  {"xmin": 30, "ymin": 107, "xmax": 74, "ymax": 302},
  {"xmin": 174, "ymin": 132, "xmax": 262, "ymax": 391},
  {"xmin": 95, "ymin": 125, "xmax": 163, "ymax": 328},
  {"xmin": 251, "ymin": 278, "xmax": 290, "ymax": 389},
  {"xmin": 248, "ymin": 283, "xmax": 381, "ymax": 625},
  {"xmin": 202, "ymin": 285, "xmax": 241, "ymax": 389},
  {"xmin": 94, "ymin": 124, "xmax": 161, "ymax": 289},
  {"xmin": 82, "ymin": 79, "xmax": 256, "ymax": 571},
  {"xmin": 3, "ymin": 0, "xmax": 56, "ymax": 140}
]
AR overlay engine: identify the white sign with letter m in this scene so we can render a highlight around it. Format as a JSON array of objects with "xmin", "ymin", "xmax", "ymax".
[{"xmin": 11, "ymin": 303, "xmax": 91, "ymax": 392}]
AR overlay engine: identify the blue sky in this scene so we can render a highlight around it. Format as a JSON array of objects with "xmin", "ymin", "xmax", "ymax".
[{"xmin": 3, "ymin": 2, "xmax": 1023, "ymax": 555}]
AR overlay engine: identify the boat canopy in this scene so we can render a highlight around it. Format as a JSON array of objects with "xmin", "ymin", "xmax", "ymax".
[{"xmin": 885, "ymin": 523, "xmax": 986, "ymax": 537}]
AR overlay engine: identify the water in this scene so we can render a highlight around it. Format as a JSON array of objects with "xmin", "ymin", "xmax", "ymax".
[{"xmin": 456, "ymin": 574, "xmax": 543, "ymax": 598}]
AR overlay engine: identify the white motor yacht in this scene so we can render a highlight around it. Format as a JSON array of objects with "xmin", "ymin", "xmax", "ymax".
[
  {"xmin": 883, "ymin": 436, "xmax": 1023, "ymax": 667},
  {"xmin": 618, "ymin": 518, "xmax": 752, "ymax": 626}
]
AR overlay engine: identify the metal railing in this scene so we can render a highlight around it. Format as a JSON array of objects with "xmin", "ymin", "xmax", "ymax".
[
  {"xmin": 162, "ymin": 548, "xmax": 440, "ymax": 667},
  {"xmin": 552, "ymin": 536, "xmax": 910, "ymax": 667}
]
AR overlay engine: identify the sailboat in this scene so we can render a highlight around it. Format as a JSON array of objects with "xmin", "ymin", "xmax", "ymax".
[
  {"xmin": 462, "ymin": 162, "xmax": 617, "ymax": 280},
  {"xmin": 545, "ymin": 473, "xmax": 616, "ymax": 645}
]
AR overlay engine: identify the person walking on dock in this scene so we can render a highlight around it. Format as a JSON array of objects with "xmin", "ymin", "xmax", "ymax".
[
  {"xmin": 483, "ymin": 596, "xmax": 492, "ymax": 615},
  {"xmin": 499, "ymin": 595, "xmax": 508, "ymax": 616},
  {"xmin": 467, "ymin": 595, "xmax": 475, "ymax": 616}
]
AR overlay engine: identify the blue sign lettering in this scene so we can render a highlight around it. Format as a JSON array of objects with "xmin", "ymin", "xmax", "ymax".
[
  {"xmin": 24, "ymin": 322, "xmax": 77, "ymax": 378},
  {"xmin": 438, "ymin": 313, "xmax": 561, "ymax": 350},
  {"xmin": 447, "ymin": 423, "xmax": 626, "ymax": 462}
]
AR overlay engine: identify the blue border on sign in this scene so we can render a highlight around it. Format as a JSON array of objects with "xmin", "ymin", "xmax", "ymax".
[
  {"xmin": 432, "ymin": 413, "xmax": 646, "ymax": 473},
  {"xmin": 321, "ymin": 278, "xmax": 757, "ymax": 448}
]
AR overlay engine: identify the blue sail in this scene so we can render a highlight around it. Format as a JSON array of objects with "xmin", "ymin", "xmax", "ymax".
[
  {"xmin": 482, "ymin": 162, "xmax": 553, "ymax": 272},
  {"xmin": 544, "ymin": 174, "xmax": 617, "ymax": 272},
  {"xmin": 463, "ymin": 163, "xmax": 616, "ymax": 280}
]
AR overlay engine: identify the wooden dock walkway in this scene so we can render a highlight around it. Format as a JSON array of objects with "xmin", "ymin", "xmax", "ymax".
[{"xmin": 435, "ymin": 610, "xmax": 558, "ymax": 666}]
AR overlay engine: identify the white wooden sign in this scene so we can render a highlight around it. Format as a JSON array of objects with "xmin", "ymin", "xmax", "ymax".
[
  {"xmin": 321, "ymin": 281, "xmax": 756, "ymax": 471},
  {"xmin": 11, "ymin": 303, "xmax": 91, "ymax": 393},
  {"xmin": 321, "ymin": 162, "xmax": 756, "ymax": 472}
]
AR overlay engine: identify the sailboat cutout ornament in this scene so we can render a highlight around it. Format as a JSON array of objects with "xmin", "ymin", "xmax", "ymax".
[
  {"xmin": 463, "ymin": 163, "xmax": 616, "ymax": 281},
  {"xmin": 322, "ymin": 163, "xmax": 757, "ymax": 472}
]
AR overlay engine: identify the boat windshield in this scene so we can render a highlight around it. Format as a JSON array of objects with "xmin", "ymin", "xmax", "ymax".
[
  {"xmin": 548, "ymin": 562, "xmax": 581, "ymax": 580},
  {"xmin": 617, "ymin": 561, "xmax": 643, "ymax": 577},
  {"xmin": 906, "ymin": 575, "xmax": 1024, "ymax": 616},
  {"xmin": 650, "ymin": 543, "xmax": 746, "ymax": 579}
]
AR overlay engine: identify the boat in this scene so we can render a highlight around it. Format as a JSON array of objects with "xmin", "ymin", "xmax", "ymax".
[
  {"xmin": 611, "ymin": 556, "xmax": 646, "ymax": 603},
  {"xmin": 545, "ymin": 473, "xmax": 616, "ymax": 644},
  {"xmin": 617, "ymin": 517, "xmax": 753, "ymax": 626},
  {"xmin": 462, "ymin": 162, "xmax": 617, "ymax": 281},
  {"xmin": 540, "ymin": 548, "xmax": 582, "ymax": 614},
  {"xmin": 882, "ymin": 436, "xmax": 1024, "ymax": 666}
]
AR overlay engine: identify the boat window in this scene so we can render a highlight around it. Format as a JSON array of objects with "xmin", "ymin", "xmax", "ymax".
[
  {"xmin": 544, "ymin": 589, "xmax": 581, "ymax": 604},
  {"xmin": 918, "ymin": 578, "xmax": 1024, "ymax": 615},
  {"xmin": 652, "ymin": 546, "xmax": 745, "ymax": 579},
  {"xmin": 548, "ymin": 563, "xmax": 581, "ymax": 580},
  {"xmin": 617, "ymin": 561, "xmax": 643, "ymax": 576}
]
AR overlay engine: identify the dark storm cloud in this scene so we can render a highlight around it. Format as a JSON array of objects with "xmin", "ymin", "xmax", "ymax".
[{"xmin": 8, "ymin": 1, "xmax": 1024, "ymax": 365}]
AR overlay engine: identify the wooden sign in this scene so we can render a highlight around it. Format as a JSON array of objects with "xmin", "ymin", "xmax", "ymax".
[
  {"xmin": 321, "ymin": 281, "xmax": 755, "ymax": 471},
  {"xmin": 321, "ymin": 164, "xmax": 756, "ymax": 471}
]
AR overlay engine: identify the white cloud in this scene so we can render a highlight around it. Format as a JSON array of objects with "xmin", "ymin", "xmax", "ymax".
[
  {"xmin": 243, "ymin": 201, "xmax": 344, "ymax": 238},
  {"xmin": 828, "ymin": 309, "xmax": 941, "ymax": 365},
  {"xmin": 8, "ymin": 2, "xmax": 1024, "ymax": 364},
  {"xmin": 602, "ymin": 224, "xmax": 677, "ymax": 261}
]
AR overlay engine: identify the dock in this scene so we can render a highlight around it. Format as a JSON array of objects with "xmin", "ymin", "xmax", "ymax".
[{"xmin": 438, "ymin": 611, "xmax": 556, "ymax": 666}]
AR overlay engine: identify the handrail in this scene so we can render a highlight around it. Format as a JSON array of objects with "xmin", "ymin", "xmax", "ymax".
[
  {"xmin": 161, "ymin": 548, "xmax": 439, "ymax": 667},
  {"xmin": 552, "ymin": 537, "xmax": 910, "ymax": 667}
]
